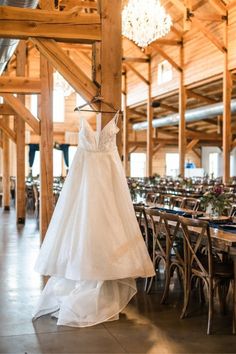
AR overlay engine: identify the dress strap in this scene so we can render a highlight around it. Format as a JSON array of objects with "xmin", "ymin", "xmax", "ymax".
[{"xmin": 114, "ymin": 110, "xmax": 120, "ymax": 125}]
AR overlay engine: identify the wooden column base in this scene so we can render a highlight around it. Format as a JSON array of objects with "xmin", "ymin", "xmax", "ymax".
[{"xmin": 4, "ymin": 206, "xmax": 10, "ymax": 211}]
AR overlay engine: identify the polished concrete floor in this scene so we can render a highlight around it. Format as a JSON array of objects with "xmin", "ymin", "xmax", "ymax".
[{"xmin": 0, "ymin": 208, "xmax": 236, "ymax": 354}]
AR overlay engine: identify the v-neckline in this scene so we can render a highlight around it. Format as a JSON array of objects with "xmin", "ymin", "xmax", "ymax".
[{"xmin": 83, "ymin": 112, "xmax": 118, "ymax": 135}]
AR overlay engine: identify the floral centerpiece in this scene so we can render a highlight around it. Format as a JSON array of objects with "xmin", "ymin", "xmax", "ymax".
[{"xmin": 200, "ymin": 185, "xmax": 231, "ymax": 217}]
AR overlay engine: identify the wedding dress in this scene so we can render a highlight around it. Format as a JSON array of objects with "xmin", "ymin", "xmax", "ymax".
[{"xmin": 33, "ymin": 112, "xmax": 155, "ymax": 327}]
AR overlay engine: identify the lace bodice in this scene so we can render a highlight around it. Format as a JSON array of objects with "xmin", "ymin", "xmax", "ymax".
[{"xmin": 79, "ymin": 112, "xmax": 119, "ymax": 152}]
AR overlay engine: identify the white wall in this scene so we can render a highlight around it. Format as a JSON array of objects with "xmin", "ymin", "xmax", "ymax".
[{"xmin": 201, "ymin": 147, "xmax": 223, "ymax": 178}]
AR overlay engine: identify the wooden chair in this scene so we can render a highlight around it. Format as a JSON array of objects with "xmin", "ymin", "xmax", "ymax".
[
  {"xmin": 170, "ymin": 195, "xmax": 184, "ymax": 208},
  {"xmin": 181, "ymin": 197, "xmax": 200, "ymax": 211},
  {"xmin": 179, "ymin": 216, "xmax": 234, "ymax": 334},
  {"xmin": 159, "ymin": 212, "xmax": 185, "ymax": 305}
]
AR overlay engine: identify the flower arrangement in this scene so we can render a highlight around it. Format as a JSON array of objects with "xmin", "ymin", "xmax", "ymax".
[{"xmin": 200, "ymin": 185, "xmax": 231, "ymax": 217}]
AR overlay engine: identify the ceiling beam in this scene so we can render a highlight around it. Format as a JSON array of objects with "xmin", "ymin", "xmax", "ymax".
[
  {"xmin": 190, "ymin": 16, "xmax": 227, "ymax": 53},
  {"xmin": 0, "ymin": 6, "xmax": 101, "ymax": 42},
  {"xmin": 0, "ymin": 77, "xmax": 41, "ymax": 94},
  {"xmin": 31, "ymin": 38, "xmax": 99, "ymax": 106},
  {"xmin": 122, "ymin": 57, "xmax": 149, "ymax": 63},
  {"xmin": 1, "ymin": 93, "xmax": 40, "ymax": 135},
  {"xmin": 208, "ymin": 0, "xmax": 227, "ymax": 14},
  {"xmin": 186, "ymin": 89, "xmax": 219, "ymax": 104},
  {"xmin": 125, "ymin": 62, "xmax": 150, "ymax": 85},
  {"xmin": 227, "ymin": 0, "xmax": 236, "ymax": 10}
]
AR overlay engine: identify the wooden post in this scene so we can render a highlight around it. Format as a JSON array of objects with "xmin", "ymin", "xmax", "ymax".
[
  {"xmin": 147, "ymin": 57, "xmax": 153, "ymax": 177},
  {"xmin": 2, "ymin": 117, "xmax": 10, "ymax": 210},
  {"xmin": 100, "ymin": 0, "xmax": 122, "ymax": 154},
  {"xmin": 178, "ymin": 42, "xmax": 186, "ymax": 177},
  {"xmin": 122, "ymin": 69, "xmax": 129, "ymax": 175},
  {"xmin": 16, "ymin": 41, "xmax": 26, "ymax": 223},
  {"xmin": 40, "ymin": 0, "xmax": 54, "ymax": 241},
  {"xmin": 223, "ymin": 12, "xmax": 231, "ymax": 183}
]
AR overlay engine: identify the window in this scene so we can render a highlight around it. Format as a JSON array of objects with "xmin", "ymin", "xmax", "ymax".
[
  {"xmin": 130, "ymin": 153, "xmax": 146, "ymax": 177},
  {"xmin": 166, "ymin": 153, "xmax": 179, "ymax": 177},
  {"xmin": 76, "ymin": 93, "xmax": 86, "ymax": 108},
  {"xmin": 209, "ymin": 152, "xmax": 219, "ymax": 178},
  {"xmin": 158, "ymin": 60, "xmax": 173, "ymax": 84},
  {"xmin": 30, "ymin": 95, "xmax": 38, "ymax": 117},
  {"xmin": 53, "ymin": 89, "xmax": 65, "ymax": 122},
  {"xmin": 32, "ymin": 151, "xmax": 40, "ymax": 177}
]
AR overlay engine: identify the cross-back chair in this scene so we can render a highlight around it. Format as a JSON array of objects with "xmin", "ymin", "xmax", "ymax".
[{"xmin": 179, "ymin": 216, "xmax": 234, "ymax": 335}]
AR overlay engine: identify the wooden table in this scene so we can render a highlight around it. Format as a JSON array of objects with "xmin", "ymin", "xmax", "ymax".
[{"xmin": 144, "ymin": 204, "xmax": 236, "ymax": 330}]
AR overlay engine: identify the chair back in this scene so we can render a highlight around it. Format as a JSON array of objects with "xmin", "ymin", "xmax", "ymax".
[
  {"xmin": 145, "ymin": 208, "xmax": 166, "ymax": 262},
  {"xmin": 161, "ymin": 212, "xmax": 183, "ymax": 266},
  {"xmin": 179, "ymin": 217, "xmax": 213, "ymax": 278},
  {"xmin": 181, "ymin": 197, "xmax": 200, "ymax": 211}
]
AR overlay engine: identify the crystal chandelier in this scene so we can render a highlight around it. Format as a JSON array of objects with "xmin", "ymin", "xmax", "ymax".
[{"xmin": 122, "ymin": 0, "xmax": 172, "ymax": 48}]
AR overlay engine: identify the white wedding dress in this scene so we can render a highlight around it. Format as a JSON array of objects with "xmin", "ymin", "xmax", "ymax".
[{"xmin": 33, "ymin": 112, "xmax": 155, "ymax": 327}]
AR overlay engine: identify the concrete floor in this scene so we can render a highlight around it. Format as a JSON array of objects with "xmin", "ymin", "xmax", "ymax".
[{"xmin": 0, "ymin": 209, "xmax": 236, "ymax": 354}]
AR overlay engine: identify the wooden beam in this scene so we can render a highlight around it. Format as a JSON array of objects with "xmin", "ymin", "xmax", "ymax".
[
  {"xmin": 0, "ymin": 104, "xmax": 15, "ymax": 115},
  {"xmin": 0, "ymin": 6, "xmax": 101, "ymax": 43},
  {"xmin": 147, "ymin": 57, "xmax": 153, "ymax": 176},
  {"xmin": 186, "ymin": 139, "xmax": 199, "ymax": 152},
  {"xmin": 2, "ymin": 93, "xmax": 40, "ymax": 135},
  {"xmin": 153, "ymin": 143, "xmax": 165, "ymax": 155},
  {"xmin": 122, "ymin": 57, "xmax": 149, "ymax": 63},
  {"xmin": 2, "ymin": 117, "xmax": 10, "ymax": 210},
  {"xmin": 186, "ymin": 89, "xmax": 218, "ymax": 104},
  {"xmin": 0, "ymin": 77, "xmax": 41, "ymax": 94},
  {"xmin": 15, "ymin": 41, "xmax": 26, "ymax": 224},
  {"xmin": 223, "ymin": 14, "xmax": 231, "ymax": 183},
  {"xmin": 100, "ymin": 0, "xmax": 122, "ymax": 153},
  {"xmin": 31, "ymin": 38, "xmax": 99, "ymax": 106},
  {"xmin": 154, "ymin": 39, "xmax": 182, "ymax": 46},
  {"xmin": 0, "ymin": 119, "xmax": 16, "ymax": 142},
  {"xmin": 179, "ymin": 43, "xmax": 186, "ymax": 177},
  {"xmin": 60, "ymin": 0, "xmax": 98, "ymax": 9},
  {"xmin": 150, "ymin": 43, "xmax": 182, "ymax": 72},
  {"xmin": 227, "ymin": 0, "xmax": 236, "ymax": 10},
  {"xmin": 191, "ymin": 16, "xmax": 227, "ymax": 53},
  {"xmin": 194, "ymin": 13, "xmax": 225, "ymax": 22},
  {"xmin": 39, "ymin": 0, "xmax": 54, "ymax": 242},
  {"xmin": 169, "ymin": 0, "xmax": 186, "ymax": 13},
  {"xmin": 209, "ymin": 0, "xmax": 227, "ymax": 14},
  {"xmin": 125, "ymin": 62, "xmax": 149, "ymax": 85},
  {"xmin": 192, "ymin": 147, "xmax": 201, "ymax": 159},
  {"xmin": 160, "ymin": 103, "xmax": 178, "ymax": 113}
]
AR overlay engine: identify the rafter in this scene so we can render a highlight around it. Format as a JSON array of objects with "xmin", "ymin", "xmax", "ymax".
[
  {"xmin": 0, "ymin": 6, "xmax": 101, "ymax": 42},
  {"xmin": 208, "ymin": 0, "xmax": 227, "ymax": 14},
  {"xmin": 1, "ymin": 94, "xmax": 40, "ymax": 135},
  {"xmin": 190, "ymin": 16, "xmax": 227, "ymax": 53},
  {"xmin": 31, "ymin": 38, "xmax": 99, "ymax": 106}
]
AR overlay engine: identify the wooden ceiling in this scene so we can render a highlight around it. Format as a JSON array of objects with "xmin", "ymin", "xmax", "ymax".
[{"xmin": 3, "ymin": 0, "xmax": 236, "ymax": 143}]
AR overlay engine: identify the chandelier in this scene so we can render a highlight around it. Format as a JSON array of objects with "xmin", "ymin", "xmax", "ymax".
[{"xmin": 122, "ymin": 0, "xmax": 172, "ymax": 48}]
